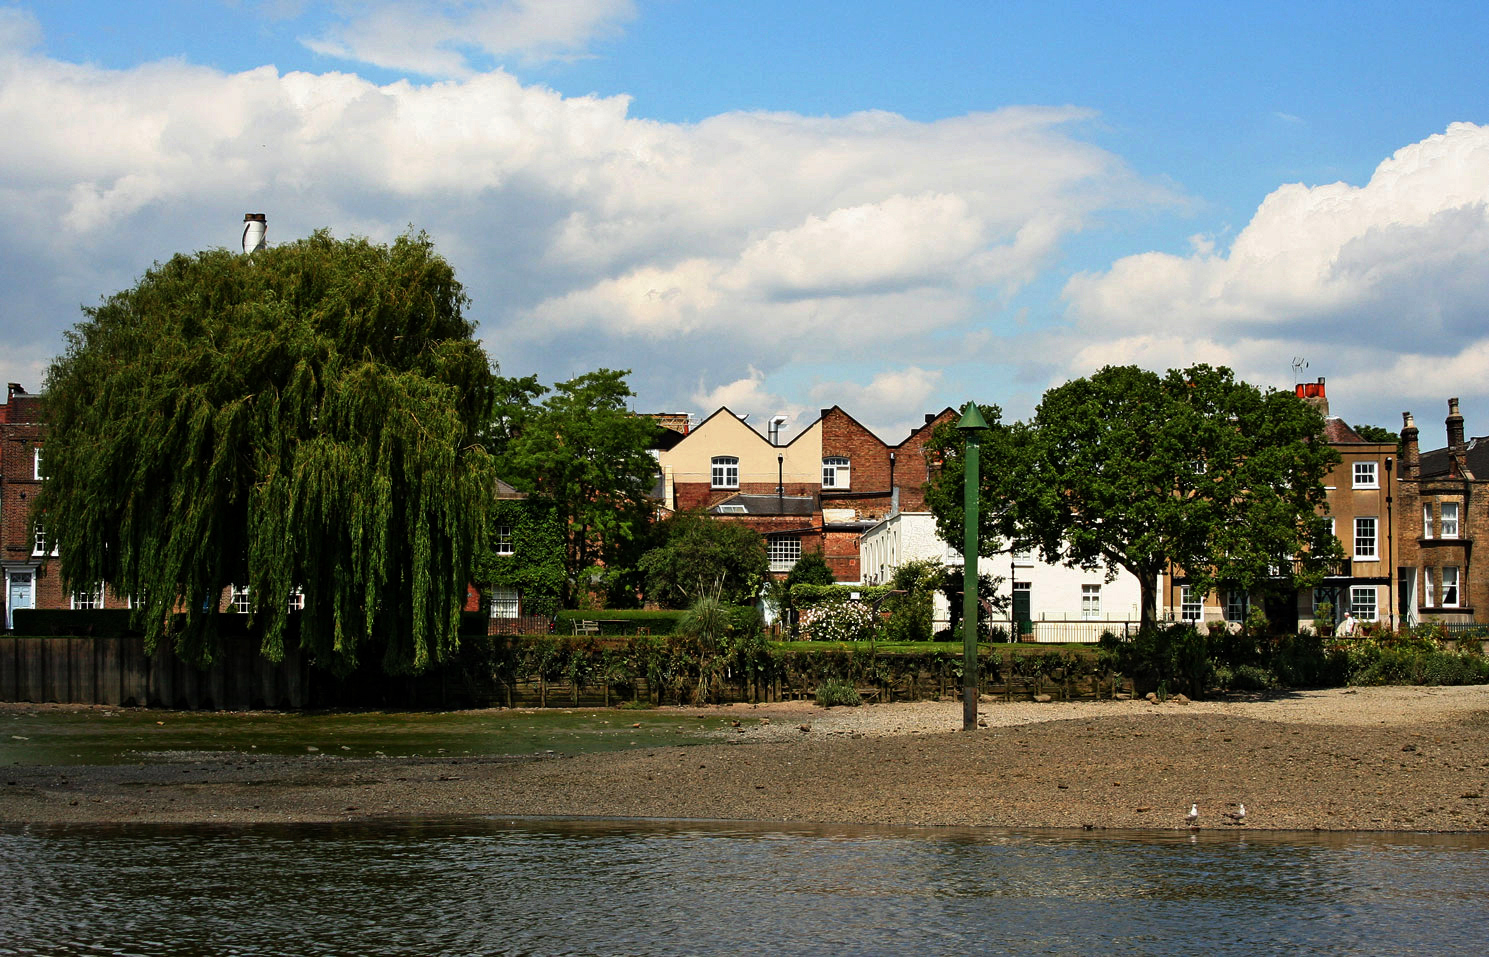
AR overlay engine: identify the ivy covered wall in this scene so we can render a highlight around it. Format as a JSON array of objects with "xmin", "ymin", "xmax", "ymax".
[{"xmin": 476, "ymin": 499, "xmax": 565, "ymax": 618}]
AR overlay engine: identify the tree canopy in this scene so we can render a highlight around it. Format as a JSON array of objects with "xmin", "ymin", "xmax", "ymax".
[
  {"xmin": 489, "ymin": 369, "xmax": 659, "ymax": 606},
  {"xmin": 927, "ymin": 365, "xmax": 1342, "ymax": 627},
  {"xmin": 36, "ymin": 230, "xmax": 498, "ymax": 673},
  {"xmin": 638, "ymin": 511, "xmax": 768, "ymax": 608}
]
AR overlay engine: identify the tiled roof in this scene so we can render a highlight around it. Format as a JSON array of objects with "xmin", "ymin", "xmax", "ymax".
[
  {"xmin": 1419, "ymin": 436, "xmax": 1489, "ymax": 479},
  {"xmin": 1322, "ymin": 417, "xmax": 1366, "ymax": 444},
  {"xmin": 709, "ymin": 493, "xmax": 816, "ymax": 516}
]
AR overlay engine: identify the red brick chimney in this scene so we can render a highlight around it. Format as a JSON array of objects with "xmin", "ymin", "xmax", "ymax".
[{"xmin": 1400, "ymin": 411, "xmax": 1419, "ymax": 479}]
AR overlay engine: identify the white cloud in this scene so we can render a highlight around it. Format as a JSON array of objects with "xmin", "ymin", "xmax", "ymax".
[
  {"xmin": 689, "ymin": 367, "xmax": 810, "ymax": 440},
  {"xmin": 809, "ymin": 366, "xmax": 947, "ymax": 441},
  {"xmin": 1057, "ymin": 123, "xmax": 1489, "ymax": 421},
  {"xmin": 304, "ymin": 0, "xmax": 636, "ymax": 75}
]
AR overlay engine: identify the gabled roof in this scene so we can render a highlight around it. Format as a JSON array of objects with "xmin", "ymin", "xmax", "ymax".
[
  {"xmin": 820, "ymin": 404, "xmax": 959, "ymax": 448},
  {"xmin": 673, "ymin": 406, "xmax": 823, "ymax": 451},
  {"xmin": 1322, "ymin": 417, "xmax": 1367, "ymax": 444}
]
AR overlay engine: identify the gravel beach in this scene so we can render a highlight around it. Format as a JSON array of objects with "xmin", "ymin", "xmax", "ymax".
[{"xmin": 5, "ymin": 685, "xmax": 1489, "ymax": 831}]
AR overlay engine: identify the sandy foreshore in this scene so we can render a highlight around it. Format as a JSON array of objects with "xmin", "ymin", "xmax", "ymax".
[{"xmin": 5, "ymin": 685, "xmax": 1489, "ymax": 831}]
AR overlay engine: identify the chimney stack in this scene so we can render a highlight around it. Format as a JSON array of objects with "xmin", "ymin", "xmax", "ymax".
[
  {"xmin": 242, "ymin": 213, "xmax": 267, "ymax": 254},
  {"xmin": 1295, "ymin": 376, "xmax": 1328, "ymax": 417},
  {"xmin": 1400, "ymin": 411, "xmax": 1419, "ymax": 479},
  {"xmin": 1447, "ymin": 397, "xmax": 1465, "ymax": 449}
]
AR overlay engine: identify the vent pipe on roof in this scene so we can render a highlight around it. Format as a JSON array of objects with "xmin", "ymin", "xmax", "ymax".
[
  {"xmin": 242, "ymin": 213, "xmax": 267, "ymax": 254},
  {"xmin": 768, "ymin": 414, "xmax": 788, "ymax": 447}
]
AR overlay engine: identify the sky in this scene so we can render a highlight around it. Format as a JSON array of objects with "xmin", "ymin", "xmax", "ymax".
[{"xmin": 2, "ymin": 1, "xmax": 1488, "ymax": 448}]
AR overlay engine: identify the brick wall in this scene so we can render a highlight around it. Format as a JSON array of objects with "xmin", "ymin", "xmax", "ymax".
[{"xmin": 672, "ymin": 481, "xmax": 817, "ymax": 512}]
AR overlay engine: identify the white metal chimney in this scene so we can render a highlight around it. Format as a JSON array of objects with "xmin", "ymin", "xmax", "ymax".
[
  {"xmin": 768, "ymin": 414, "xmax": 788, "ymax": 446},
  {"xmin": 242, "ymin": 213, "xmax": 267, "ymax": 254}
]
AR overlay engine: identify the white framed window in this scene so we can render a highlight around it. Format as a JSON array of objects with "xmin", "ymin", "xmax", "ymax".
[
  {"xmin": 230, "ymin": 584, "xmax": 251, "ymax": 614},
  {"xmin": 1354, "ymin": 517, "xmax": 1378, "ymax": 560},
  {"xmin": 494, "ymin": 525, "xmax": 514, "ymax": 555},
  {"xmin": 1180, "ymin": 585, "xmax": 1202, "ymax": 622},
  {"xmin": 287, "ymin": 586, "xmax": 304, "ymax": 612},
  {"xmin": 71, "ymin": 584, "xmax": 102, "ymax": 610},
  {"xmin": 32, "ymin": 523, "xmax": 48, "ymax": 557},
  {"xmin": 489, "ymin": 586, "xmax": 519, "ymax": 619},
  {"xmin": 1225, "ymin": 589, "xmax": 1249, "ymax": 623},
  {"xmin": 1423, "ymin": 504, "xmax": 1434, "ymax": 540},
  {"xmin": 711, "ymin": 456, "xmax": 739, "ymax": 489},
  {"xmin": 768, "ymin": 536, "xmax": 801, "ymax": 572},
  {"xmin": 716, "ymin": 504, "xmax": 747, "ymax": 513},
  {"xmin": 1353, "ymin": 461, "xmax": 1378, "ymax": 489},
  {"xmin": 1350, "ymin": 586, "xmax": 1377, "ymax": 622},
  {"xmin": 822, "ymin": 456, "xmax": 851, "ymax": 489},
  {"xmin": 1441, "ymin": 503, "xmax": 1459, "ymax": 539},
  {"xmin": 1423, "ymin": 567, "xmax": 1436, "ymax": 608},
  {"xmin": 33, "ymin": 446, "xmax": 44, "ymax": 480},
  {"xmin": 1442, "ymin": 566, "xmax": 1460, "ymax": 607},
  {"xmin": 1081, "ymin": 584, "xmax": 1101, "ymax": 620}
]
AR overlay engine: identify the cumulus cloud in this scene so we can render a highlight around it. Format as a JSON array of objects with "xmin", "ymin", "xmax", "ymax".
[
  {"xmin": 1058, "ymin": 123, "xmax": 1489, "ymax": 422},
  {"xmin": 303, "ymin": 0, "xmax": 637, "ymax": 75},
  {"xmin": 809, "ymin": 367, "xmax": 947, "ymax": 441}
]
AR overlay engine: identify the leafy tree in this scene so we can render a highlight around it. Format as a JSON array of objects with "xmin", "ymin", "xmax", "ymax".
[
  {"xmin": 492, "ymin": 369, "xmax": 659, "ymax": 606},
  {"xmin": 784, "ymin": 550, "xmax": 835, "ymax": 589},
  {"xmin": 37, "ymin": 230, "xmax": 498, "ymax": 673},
  {"xmin": 927, "ymin": 365, "xmax": 1341, "ymax": 629},
  {"xmin": 1352, "ymin": 424, "xmax": 1400, "ymax": 444},
  {"xmin": 639, "ymin": 511, "xmax": 768, "ymax": 608}
]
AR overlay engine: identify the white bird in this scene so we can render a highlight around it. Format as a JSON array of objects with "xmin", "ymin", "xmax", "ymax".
[
  {"xmin": 1226, "ymin": 803, "xmax": 1247, "ymax": 825},
  {"xmin": 1185, "ymin": 803, "xmax": 1199, "ymax": 827}
]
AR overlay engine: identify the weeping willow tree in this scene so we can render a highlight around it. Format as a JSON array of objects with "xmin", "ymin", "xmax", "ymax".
[{"xmin": 35, "ymin": 230, "xmax": 498, "ymax": 674}]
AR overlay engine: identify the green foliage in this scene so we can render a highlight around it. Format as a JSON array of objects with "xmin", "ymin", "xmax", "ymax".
[
  {"xmin": 1099, "ymin": 625, "xmax": 1214, "ymax": 698},
  {"xmin": 789, "ymin": 584, "xmax": 892, "ymax": 606},
  {"xmin": 938, "ymin": 567, "xmax": 1002, "ymax": 641},
  {"xmin": 490, "ymin": 369, "xmax": 659, "ymax": 607},
  {"xmin": 929, "ymin": 365, "xmax": 1342, "ymax": 628},
  {"xmin": 1342, "ymin": 632, "xmax": 1489, "ymax": 687},
  {"xmin": 815, "ymin": 678, "xmax": 862, "ymax": 707},
  {"xmin": 476, "ymin": 499, "xmax": 565, "ymax": 618},
  {"xmin": 784, "ymin": 550, "xmax": 836, "ymax": 589},
  {"xmin": 1352, "ymin": 424, "xmax": 1400, "ymax": 444},
  {"xmin": 638, "ymin": 510, "xmax": 769, "ymax": 607},
  {"xmin": 38, "ymin": 230, "xmax": 497, "ymax": 673},
  {"xmin": 879, "ymin": 559, "xmax": 942, "ymax": 644}
]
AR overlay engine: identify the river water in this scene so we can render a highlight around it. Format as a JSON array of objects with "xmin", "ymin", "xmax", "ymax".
[{"xmin": 2, "ymin": 819, "xmax": 1486, "ymax": 956}]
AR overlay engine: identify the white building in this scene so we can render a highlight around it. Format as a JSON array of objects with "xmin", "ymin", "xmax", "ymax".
[{"xmin": 858, "ymin": 512, "xmax": 1142, "ymax": 643}]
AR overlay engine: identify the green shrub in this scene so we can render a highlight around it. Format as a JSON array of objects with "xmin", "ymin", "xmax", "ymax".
[
  {"xmin": 798, "ymin": 599, "xmax": 878, "ymax": 642},
  {"xmin": 815, "ymin": 678, "xmax": 861, "ymax": 707},
  {"xmin": 1099, "ymin": 624, "xmax": 1213, "ymax": 698}
]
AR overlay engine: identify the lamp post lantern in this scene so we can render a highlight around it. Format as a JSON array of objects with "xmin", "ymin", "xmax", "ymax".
[{"xmin": 957, "ymin": 402, "xmax": 988, "ymax": 731}]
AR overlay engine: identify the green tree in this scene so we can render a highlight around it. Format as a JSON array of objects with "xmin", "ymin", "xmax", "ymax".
[
  {"xmin": 37, "ymin": 230, "xmax": 498, "ymax": 673},
  {"xmin": 492, "ymin": 369, "xmax": 659, "ymax": 606},
  {"xmin": 638, "ymin": 511, "xmax": 768, "ymax": 608},
  {"xmin": 1352, "ymin": 424, "xmax": 1400, "ymax": 444},
  {"xmin": 927, "ymin": 365, "xmax": 1341, "ymax": 629},
  {"xmin": 784, "ymin": 550, "xmax": 835, "ymax": 589}
]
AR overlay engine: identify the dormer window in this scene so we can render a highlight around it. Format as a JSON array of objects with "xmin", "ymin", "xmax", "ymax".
[
  {"xmin": 711, "ymin": 456, "xmax": 739, "ymax": 489},
  {"xmin": 822, "ymin": 456, "xmax": 850, "ymax": 489}
]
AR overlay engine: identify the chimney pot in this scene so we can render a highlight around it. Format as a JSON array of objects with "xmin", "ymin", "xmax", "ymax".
[{"xmin": 1447, "ymin": 397, "xmax": 1466, "ymax": 449}]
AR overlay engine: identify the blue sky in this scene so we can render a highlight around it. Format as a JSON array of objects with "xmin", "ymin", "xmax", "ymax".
[{"xmin": 4, "ymin": 1, "xmax": 1488, "ymax": 445}]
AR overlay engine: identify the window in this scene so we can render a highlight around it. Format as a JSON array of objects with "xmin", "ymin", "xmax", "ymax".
[
  {"xmin": 1225, "ymin": 589, "xmax": 1249, "ymax": 623},
  {"xmin": 1353, "ymin": 461, "xmax": 1378, "ymax": 488},
  {"xmin": 32, "ymin": 523, "xmax": 48, "ymax": 557},
  {"xmin": 711, "ymin": 456, "xmax": 739, "ymax": 489},
  {"xmin": 716, "ymin": 504, "xmax": 747, "ymax": 513},
  {"xmin": 768, "ymin": 536, "xmax": 801, "ymax": 572},
  {"xmin": 1423, "ymin": 567, "xmax": 1436, "ymax": 608},
  {"xmin": 1180, "ymin": 585, "xmax": 1202, "ymax": 622},
  {"xmin": 230, "ymin": 585, "xmax": 251, "ymax": 614},
  {"xmin": 822, "ymin": 456, "xmax": 851, "ymax": 489},
  {"xmin": 489, "ymin": 586, "xmax": 519, "ymax": 619},
  {"xmin": 1312, "ymin": 588, "xmax": 1336, "ymax": 620},
  {"xmin": 71, "ymin": 584, "xmax": 102, "ymax": 610},
  {"xmin": 33, "ymin": 446, "xmax": 44, "ymax": 480},
  {"xmin": 1081, "ymin": 584, "xmax": 1101, "ymax": 620},
  {"xmin": 287, "ymin": 586, "xmax": 304, "ymax": 612},
  {"xmin": 1354, "ymin": 517, "xmax": 1377, "ymax": 560},
  {"xmin": 1423, "ymin": 504, "xmax": 1434, "ymax": 540},
  {"xmin": 494, "ymin": 525, "xmax": 514, "ymax": 555},
  {"xmin": 1350, "ymin": 586, "xmax": 1377, "ymax": 622},
  {"xmin": 1442, "ymin": 503, "xmax": 1460, "ymax": 539},
  {"xmin": 1442, "ymin": 566, "xmax": 1460, "ymax": 607}
]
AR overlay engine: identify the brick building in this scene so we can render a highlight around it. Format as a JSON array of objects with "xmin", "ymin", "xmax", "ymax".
[
  {"xmin": 1395, "ymin": 398, "xmax": 1486, "ymax": 626},
  {"xmin": 655, "ymin": 406, "xmax": 956, "ymax": 580},
  {"xmin": 1, "ymin": 383, "xmax": 69, "ymax": 628}
]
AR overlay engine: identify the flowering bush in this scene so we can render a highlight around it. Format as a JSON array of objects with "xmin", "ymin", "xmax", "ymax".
[{"xmin": 799, "ymin": 599, "xmax": 878, "ymax": 642}]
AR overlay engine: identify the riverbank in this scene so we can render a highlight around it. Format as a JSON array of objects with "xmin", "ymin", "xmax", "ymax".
[{"xmin": 4, "ymin": 686, "xmax": 1489, "ymax": 831}]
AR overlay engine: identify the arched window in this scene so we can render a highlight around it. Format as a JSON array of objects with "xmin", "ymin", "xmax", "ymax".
[
  {"xmin": 822, "ymin": 456, "xmax": 850, "ymax": 489},
  {"xmin": 712, "ymin": 456, "xmax": 739, "ymax": 489}
]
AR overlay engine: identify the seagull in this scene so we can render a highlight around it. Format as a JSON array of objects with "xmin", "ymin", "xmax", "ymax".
[
  {"xmin": 1226, "ymin": 803, "xmax": 1247, "ymax": 825},
  {"xmin": 1185, "ymin": 803, "xmax": 1199, "ymax": 827}
]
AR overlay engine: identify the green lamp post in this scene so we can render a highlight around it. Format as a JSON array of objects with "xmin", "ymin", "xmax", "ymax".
[{"xmin": 957, "ymin": 402, "xmax": 988, "ymax": 731}]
